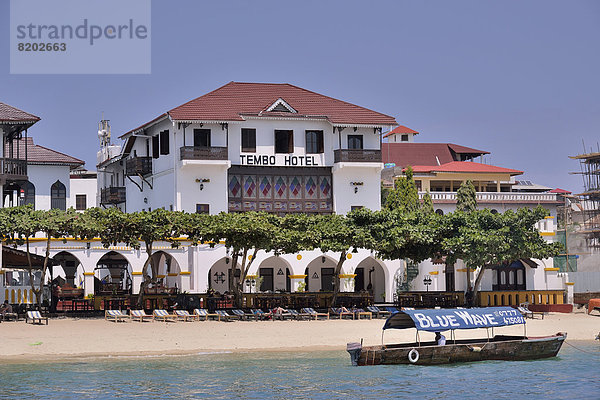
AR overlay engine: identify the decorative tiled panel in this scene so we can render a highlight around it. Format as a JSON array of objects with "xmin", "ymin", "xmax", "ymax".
[{"xmin": 228, "ymin": 167, "xmax": 333, "ymax": 214}]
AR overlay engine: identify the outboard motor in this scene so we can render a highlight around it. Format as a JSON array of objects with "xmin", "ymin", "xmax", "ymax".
[{"xmin": 346, "ymin": 342, "xmax": 362, "ymax": 366}]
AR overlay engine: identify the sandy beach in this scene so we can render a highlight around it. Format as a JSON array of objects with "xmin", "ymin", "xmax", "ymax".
[{"xmin": 1, "ymin": 309, "xmax": 598, "ymax": 363}]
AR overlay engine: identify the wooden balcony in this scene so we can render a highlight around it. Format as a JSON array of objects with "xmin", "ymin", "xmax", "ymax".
[
  {"xmin": 334, "ymin": 149, "xmax": 382, "ymax": 163},
  {"xmin": 100, "ymin": 187, "xmax": 126, "ymax": 205},
  {"xmin": 125, "ymin": 156, "xmax": 152, "ymax": 176},
  {"xmin": 180, "ymin": 146, "xmax": 228, "ymax": 161},
  {"xmin": 0, "ymin": 158, "xmax": 27, "ymax": 183}
]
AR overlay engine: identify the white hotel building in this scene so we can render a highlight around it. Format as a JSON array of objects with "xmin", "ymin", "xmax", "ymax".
[{"xmin": 93, "ymin": 82, "xmax": 399, "ymax": 301}]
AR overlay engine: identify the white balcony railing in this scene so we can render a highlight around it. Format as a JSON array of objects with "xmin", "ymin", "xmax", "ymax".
[{"xmin": 419, "ymin": 192, "xmax": 559, "ymax": 203}]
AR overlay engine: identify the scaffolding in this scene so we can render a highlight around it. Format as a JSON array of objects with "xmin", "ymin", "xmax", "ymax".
[{"xmin": 570, "ymin": 147, "xmax": 600, "ymax": 249}]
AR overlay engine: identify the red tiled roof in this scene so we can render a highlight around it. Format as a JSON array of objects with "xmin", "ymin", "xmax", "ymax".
[
  {"xmin": 6, "ymin": 137, "xmax": 84, "ymax": 168},
  {"xmin": 549, "ymin": 188, "xmax": 571, "ymax": 194},
  {"xmin": 0, "ymin": 102, "xmax": 40, "ymax": 123},
  {"xmin": 382, "ymin": 143, "xmax": 489, "ymax": 167},
  {"xmin": 123, "ymin": 82, "xmax": 397, "ymax": 137},
  {"xmin": 410, "ymin": 161, "xmax": 522, "ymax": 175},
  {"xmin": 383, "ymin": 125, "xmax": 419, "ymax": 138}
]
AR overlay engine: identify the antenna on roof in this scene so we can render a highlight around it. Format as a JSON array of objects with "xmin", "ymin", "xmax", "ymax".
[{"xmin": 98, "ymin": 113, "xmax": 111, "ymax": 148}]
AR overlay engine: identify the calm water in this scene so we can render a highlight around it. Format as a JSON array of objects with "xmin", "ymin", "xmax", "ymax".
[{"xmin": 1, "ymin": 342, "xmax": 599, "ymax": 400}]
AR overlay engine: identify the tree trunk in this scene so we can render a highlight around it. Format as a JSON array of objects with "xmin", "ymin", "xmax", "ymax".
[
  {"xmin": 37, "ymin": 235, "xmax": 52, "ymax": 309},
  {"xmin": 330, "ymin": 250, "xmax": 347, "ymax": 307},
  {"xmin": 471, "ymin": 265, "xmax": 489, "ymax": 307},
  {"xmin": 24, "ymin": 237, "xmax": 41, "ymax": 308},
  {"xmin": 233, "ymin": 248, "xmax": 258, "ymax": 308},
  {"xmin": 137, "ymin": 243, "xmax": 153, "ymax": 308}
]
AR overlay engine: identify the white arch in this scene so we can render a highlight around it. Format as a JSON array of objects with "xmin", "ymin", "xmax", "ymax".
[
  {"xmin": 355, "ymin": 256, "xmax": 389, "ymax": 303},
  {"xmin": 256, "ymin": 256, "xmax": 293, "ymax": 292}
]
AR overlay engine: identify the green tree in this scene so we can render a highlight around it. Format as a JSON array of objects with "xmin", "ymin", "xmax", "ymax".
[
  {"xmin": 78, "ymin": 208, "xmax": 184, "ymax": 306},
  {"xmin": 298, "ymin": 211, "xmax": 378, "ymax": 306},
  {"xmin": 198, "ymin": 212, "xmax": 283, "ymax": 306},
  {"xmin": 2, "ymin": 206, "xmax": 43, "ymax": 306},
  {"xmin": 442, "ymin": 207, "xmax": 562, "ymax": 305},
  {"xmin": 421, "ymin": 191, "xmax": 434, "ymax": 214},
  {"xmin": 456, "ymin": 180, "xmax": 477, "ymax": 213},
  {"xmin": 384, "ymin": 166, "xmax": 419, "ymax": 212},
  {"xmin": 36, "ymin": 208, "xmax": 79, "ymax": 308}
]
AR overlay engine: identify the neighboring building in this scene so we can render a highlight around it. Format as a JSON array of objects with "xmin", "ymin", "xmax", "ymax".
[
  {"xmin": 70, "ymin": 167, "xmax": 97, "ymax": 211},
  {"xmin": 3, "ymin": 137, "xmax": 85, "ymax": 210},
  {"xmin": 381, "ymin": 129, "xmax": 567, "ymax": 299},
  {"xmin": 98, "ymin": 82, "xmax": 397, "ymax": 215},
  {"xmin": 383, "ymin": 125, "xmax": 419, "ymax": 143},
  {"xmin": 0, "ymin": 102, "xmax": 40, "ymax": 305}
]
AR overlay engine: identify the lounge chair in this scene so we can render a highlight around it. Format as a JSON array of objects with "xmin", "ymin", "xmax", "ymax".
[
  {"xmin": 302, "ymin": 307, "xmax": 329, "ymax": 320},
  {"xmin": 386, "ymin": 306, "xmax": 400, "ymax": 314},
  {"xmin": 288, "ymin": 309, "xmax": 311, "ymax": 320},
  {"xmin": 153, "ymin": 309, "xmax": 177, "ymax": 322},
  {"xmin": 194, "ymin": 308, "xmax": 219, "ymax": 321},
  {"xmin": 251, "ymin": 309, "xmax": 272, "ymax": 320},
  {"xmin": 130, "ymin": 309, "xmax": 153, "ymax": 322},
  {"xmin": 353, "ymin": 308, "xmax": 372, "ymax": 320},
  {"xmin": 231, "ymin": 309, "xmax": 256, "ymax": 320},
  {"xmin": 105, "ymin": 309, "xmax": 129, "ymax": 322},
  {"xmin": 366, "ymin": 306, "xmax": 391, "ymax": 319},
  {"xmin": 26, "ymin": 310, "xmax": 48, "ymax": 325},
  {"xmin": 518, "ymin": 303, "xmax": 545, "ymax": 319},
  {"xmin": 216, "ymin": 310, "xmax": 235, "ymax": 322},
  {"xmin": 330, "ymin": 307, "xmax": 354, "ymax": 319},
  {"xmin": 1, "ymin": 311, "xmax": 18, "ymax": 321},
  {"xmin": 174, "ymin": 310, "xmax": 198, "ymax": 321}
]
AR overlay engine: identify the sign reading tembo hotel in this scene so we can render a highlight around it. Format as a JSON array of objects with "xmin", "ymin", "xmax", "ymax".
[{"xmin": 240, "ymin": 154, "xmax": 321, "ymax": 166}]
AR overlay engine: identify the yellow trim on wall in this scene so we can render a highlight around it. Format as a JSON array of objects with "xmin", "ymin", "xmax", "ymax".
[
  {"xmin": 246, "ymin": 274, "xmax": 258, "ymax": 279},
  {"xmin": 429, "ymin": 271, "xmax": 439, "ymax": 275},
  {"xmin": 131, "ymin": 272, "xmax": 143, "ymax": 276},
  {"xmin": 167, "ymin": 273, "xmax": 178, "ymax": 277},
  {"xmin": 339, "ymin": 274, "xmax": 357, "ymax": 279},
  {"xmin": 83, "ymin": 272, "xmax": 95, "ymax": 276},
  {"xmin": 544, "ymin": 216, "xmax": 554, "ymax": 219},
  {"xmin": 456, "ymin": 268, "xmax": 477, "ymax": 272},
  {"xmin": 544, "ymin": 267, "xmax": 560, "ymax": 272},
  {"xmin": 565, "ymin": 282, "xmax": 574, "ymax": 286},
  {"xmin": 289, "ymin": 274, "xmax": 307, "ymax": 279},
  {"xmin": 540, "ymin": 232, "xmax": 555, "ymax": 236},
  {"xmin": 179, "ymin": 271, "xmax": 191, "ymax": 275},
  {"xmin": 157, "ymin": 274, "xmax": 166, "ymax": 278}
]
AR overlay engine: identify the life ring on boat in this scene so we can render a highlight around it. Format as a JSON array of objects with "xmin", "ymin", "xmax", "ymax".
[{"xmin": 408, "ymin": 348, "xmax": 419, "ymax": 363}]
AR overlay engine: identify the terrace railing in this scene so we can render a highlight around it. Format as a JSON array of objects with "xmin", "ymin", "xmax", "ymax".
[
  {"xmin": 100, "ymin": 186, "xmax": 126, "ymax": 204},
  {"xmin": 419, "ymin": 191, "xmax": 559, "ymax": 203},
  {"xmin": 125, "ymin": 156, "xmax": 152, "ymax": 176},
  {"xmin": 0, "ymin": 157, "xmax": 27, "ymax": 181},
  {"xmin": 334, "ymin": 149, "xmax": 382, "ymax": 163},
  {"xmin": 180, "ymin": 146, "xmax": 228, "ymax": 161}
]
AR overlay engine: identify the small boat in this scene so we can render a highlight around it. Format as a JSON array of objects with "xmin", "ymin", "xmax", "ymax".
[{"xmin": 347, "ymin": 306, "xmax": 566, "ymax": 366}]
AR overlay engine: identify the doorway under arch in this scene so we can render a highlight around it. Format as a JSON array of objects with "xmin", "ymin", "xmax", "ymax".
[
  {"xmin": 95, "ymin": 251, "xmax": 132, "ymax": 295},
  {"xmin": 257, "ymin": 256, "xmax": 292, "ymax": 293},
  {"xmin": 355, "ymin": 257, "xmax": 387, "ymax": 302}
]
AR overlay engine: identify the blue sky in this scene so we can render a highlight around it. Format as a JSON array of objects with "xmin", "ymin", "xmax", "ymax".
[{"xmin": 1, "ymin": 0, "xmax": 599, "ymax": 191}]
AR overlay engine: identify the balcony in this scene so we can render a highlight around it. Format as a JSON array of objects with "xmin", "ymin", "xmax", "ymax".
[
  {"xmin": 419, "ymin": 192, "xmax": 560, "ymax": 204},
  {"xmin": 180, "ymin": 146, "xmax": 228, "ymax": 161},
  {"xmin": 0, "ymin": 158, "xmax": 28, "ymax": 183},
  {"xmin": 334, "ymin": 149, "xmax": 381, "ymax": 163},
  {"xmin": 100, "ymin": 187, "xmax": 126, "ymax": 204},
  {"xmin": 125, "ymin": 156, "xmax": 152, "ymax": 176}
]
